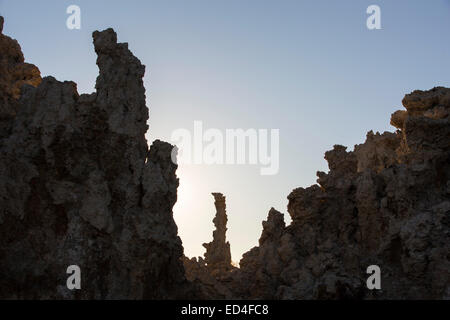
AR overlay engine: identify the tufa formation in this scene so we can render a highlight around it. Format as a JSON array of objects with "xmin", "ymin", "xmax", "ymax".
[
  {"xmin": 191, "ymin": 87, "xmax": 450, "ymax": 299},
  {"xmin": 0, "ymin": 18, "xmax": 194, "ymax": 299},
  {"xmin": 183, "ymin": 193, "xmax": 236, "ymax": 299},
  {"xmin": 0, "ymin": 17, "xmax": 448, "ymax": 299},
  {"xmin": 202, "ymin": 193, "xmax": 232, "ymax": 273}
]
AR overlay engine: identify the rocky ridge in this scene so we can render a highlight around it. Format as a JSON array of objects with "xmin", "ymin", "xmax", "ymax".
[
  {"xmin": 186, "ymin": 87, "xmax": 449, "ymax": 299},
  {"xmin": 0, "ymin": 18, "xmax": 193, "ymax": 299},
  {"xmin": 190, "ymin": 87, "xmax": 450, "ymax": 299},
  {"xmin": 0, "ymin": 16, "xmax": 448, "ymax": 299}
]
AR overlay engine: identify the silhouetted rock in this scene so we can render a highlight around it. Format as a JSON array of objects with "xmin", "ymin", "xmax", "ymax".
[
  {"xmin": 0, "ymin": 18, "xmax": 191, "ymax": 299},
  {"xmin": 189, "ymin": 87, "xmax": 449, "ymax": 299},
  {"xmin": 203, "ymin": 193, "xmax": 232, "ymax": 273},
  {"xmin": 182, "ymin": 255, "xmax": 234, "ymax": 299},
  {"xmin": 234, "ymin": 87, "xmax": 450, "ymax": 299},
  {"xmin": 183, "ymin": 193, "xmax": 236, "ymax": 298},
  {"xmin": 0, "ymin": 16, "xmax": 448, "ymax": 300}
]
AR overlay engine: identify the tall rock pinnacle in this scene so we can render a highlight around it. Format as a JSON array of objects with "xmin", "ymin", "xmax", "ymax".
[
  {"xmin": 203, "ymin": 193, "xmax": 232, "ymax": 272},
  {"xmin": 0, "ymin": 19, "xmax": 193, "ymax": 299}
]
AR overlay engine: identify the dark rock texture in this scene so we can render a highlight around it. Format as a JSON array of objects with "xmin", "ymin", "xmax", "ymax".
[
  {"xmin": 233, "ymin": 87, "xmax": 450, "ymax": 299},
  {"xmin": 0, "ymin": 19, "xmax": 191, "ymax": 299},
  {"xmin": 0, "ymin": 16, "xmax": 448, "ymax": 300},
  {"xmin": 189, "ymin": 87, "xmax": 449, "ymax": 299},
  {"xmin": 0, "ymin": 17, "xmax": 41, "ymax": 140}
]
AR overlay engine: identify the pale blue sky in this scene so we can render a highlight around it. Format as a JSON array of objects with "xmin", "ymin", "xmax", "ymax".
[{"xmin": 1, "ymin": 0, "xmax": 449, "ymax": 261}]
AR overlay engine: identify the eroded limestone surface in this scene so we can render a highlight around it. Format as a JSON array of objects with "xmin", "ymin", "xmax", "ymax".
[
  {"xmin": 236, "ymin": 87, "xmax": 449, "ymax": 299},
  {"xmin": 0, "ymin": 18, "xmax": 192, "ymax": 299},
  {"xmin": 0, "ymin": 16, "xmax": 448, "ymax": 300},
  {"xmin": 188, "ymin": 88, "xmax": 450, "ymax": 299}
]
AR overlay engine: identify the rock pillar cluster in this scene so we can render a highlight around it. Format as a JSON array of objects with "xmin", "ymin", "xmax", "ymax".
[
  {"xmin": 0, "ymin": 17, "xmax": 192, "ymax": 299},
  {"xmin": 1, "ymin": 15, "xmax": 448, "ymax": 300}
]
